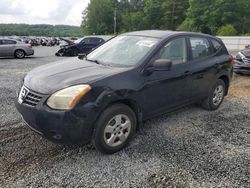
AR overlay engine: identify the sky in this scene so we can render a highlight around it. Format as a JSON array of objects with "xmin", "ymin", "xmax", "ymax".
[{"xmin": 0, "ymin": 0, "xmax": 90, "ymax": 26}]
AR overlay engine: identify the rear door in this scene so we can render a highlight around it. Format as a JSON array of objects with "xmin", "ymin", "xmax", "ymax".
[
  {"xmin": 0, "ymin": 39, "xmax": 17, "ymax": 56},
  {"xmin": 187, "ymin": 36, "xmax": 218, "ymax": 100}
]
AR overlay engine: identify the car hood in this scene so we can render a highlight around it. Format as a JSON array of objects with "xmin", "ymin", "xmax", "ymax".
[
  {"xmin": 24, "ymin": 58, "xmax": 128, "ymax": 94},
  {"xmin": 241, "ymin": 49, "xmax": 250, "ymax": 57},
  {"xmin": 61, "ymin": 44, "xmax": 75, "ymax": 49}
]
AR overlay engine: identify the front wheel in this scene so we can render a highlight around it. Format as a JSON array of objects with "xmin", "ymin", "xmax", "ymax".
[
  {"xmin": 202, "ymin": 79, "xmax": 226, "ymax": 110},
  {"xmin": 92, "ymin": 103, "xmax": 136, "ymax": 154}
]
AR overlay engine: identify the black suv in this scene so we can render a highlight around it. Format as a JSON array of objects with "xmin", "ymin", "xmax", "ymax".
[
  {"xmin": 55, "ymin": 36, "xmax": 112, "ymax": 57},
  {"xmin": 15, "ymin": 30, "xmax": 233, "ymax": 154}
]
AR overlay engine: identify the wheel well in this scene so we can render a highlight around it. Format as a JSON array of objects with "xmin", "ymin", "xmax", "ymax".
[
  {"xmin": 14, "ymin": 49, "xmax": 26, "ymax": 55},
  {"xmin": 219, "ymin": 75, "xmax": 229, "ymax": 95},
  {"xmin": 110, "ymin": 99, "xmax": 142, "ymax": 130}
]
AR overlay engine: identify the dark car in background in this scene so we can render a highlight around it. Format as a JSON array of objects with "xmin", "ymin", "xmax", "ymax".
[
  {"xmin": 16, "ymin": 30, "xmax": 233, "ymax": 154},
  {"xmin": 234, "ymin": 49, "xmax": 250, "ymax": 75},
  {"xmin": 55, "ymin": 36, "xmax": 113, "ymax": 57},
  {"xmin": 0, "ymin": 39, "xmax": 34, "ymax": 58}
]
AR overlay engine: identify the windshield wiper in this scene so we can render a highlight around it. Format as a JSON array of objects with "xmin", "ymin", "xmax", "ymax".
[{"xmin": 86, "ymin": 58, "xmax": 101, "ymax": 64}]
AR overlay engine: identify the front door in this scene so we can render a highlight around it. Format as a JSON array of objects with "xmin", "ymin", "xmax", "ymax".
[{"xmin": 142, "ymin": 37, "xmax": 193, "ymax": 117}]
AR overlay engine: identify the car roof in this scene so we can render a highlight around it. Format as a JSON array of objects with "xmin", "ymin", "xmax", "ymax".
[
  {"xmin": 122, "ymin": 30, "xmax": 217, "ymax": 39},
  {"xmin": 0, "ymin": 38, "xmax": 16, "ymax": 41},
  {"xmin": 81, "ymin": 35, "xmax": 114, "ymax": 41}
]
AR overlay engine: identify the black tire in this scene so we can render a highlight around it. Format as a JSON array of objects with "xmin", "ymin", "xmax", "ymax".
[
  {"xmin": 71, "ymin": 50, "xmax": 78, "ymax": 56},
  {"xmin": 202, "ymin": 79, "xmax": 226, "ymax": 111},
  {"xmin": 14, "ymin": 49, "xmax": 25, "ymax": 59},
  {"xmin": 92, "ymin": 103, "xmax": 136, "ymax": 154}
]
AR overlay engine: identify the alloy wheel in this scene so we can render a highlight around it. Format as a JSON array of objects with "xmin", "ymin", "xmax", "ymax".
[
  {"xmin": 15, "ymin": 50, "xmax": 25, "ymax": 58},
  {"xmin": 103, "ymin": 114, "xmax": 131, "ymax": 147},
  {"xmin": 212, "ymin": 85, "xmax": 224, "ymax": 106}
]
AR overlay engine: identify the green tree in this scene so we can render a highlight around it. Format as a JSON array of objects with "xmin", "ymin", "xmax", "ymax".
[
  {"xmin": 81, "ymin": 0, "xmax": 114, "ymax": 35},
  {"xmin": 179, "ymin": 0, "xmax": 249, "ymax": 35},
  {"xmin": 217, "ymin": 24, "xmax": 237, "ymax": 36}
]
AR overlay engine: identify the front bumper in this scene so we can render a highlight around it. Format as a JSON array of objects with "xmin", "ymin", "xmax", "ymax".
[{"xmin": 15, "ymin": 95, "xmax": 99, "ymax": 144}]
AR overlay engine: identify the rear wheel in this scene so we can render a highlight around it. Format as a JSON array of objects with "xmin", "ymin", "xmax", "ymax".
[
  {"xmin": 92, "ymin": 103, "xmax": 136, "ymax": 154},
  {"xmin": 202, "ymin": 79, "xmax": 226, "ymax": 110},
  {"xmin": 14, "ymin": 49, "xmax": 25, "ymax": 59}
]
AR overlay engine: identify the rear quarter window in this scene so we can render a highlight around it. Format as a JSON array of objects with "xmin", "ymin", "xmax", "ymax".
[
  {"xmin": 211, "ymin": 39, "xmax": 222, "ymax": 51},
  {"xmin": 190, "ymin": 37, "xmax": 213, "ymax": 60},
  {"xmin": 211, "ymin": 38, "xmax": 228, "ymax": 54}
]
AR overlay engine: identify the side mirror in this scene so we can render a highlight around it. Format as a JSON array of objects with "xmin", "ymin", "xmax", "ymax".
[
  {"xmin": 78, "ymin": 53, "xmax": 86, "ymax": 60},
  {"xmin": 153, "ymin": 59, "xmax": 172, "ymax": 71}
]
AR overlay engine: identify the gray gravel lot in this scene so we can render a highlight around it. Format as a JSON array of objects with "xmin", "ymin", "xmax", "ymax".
[{"xmin": 0, "ymin": 47, "xmax": 249, "ymax": 188}]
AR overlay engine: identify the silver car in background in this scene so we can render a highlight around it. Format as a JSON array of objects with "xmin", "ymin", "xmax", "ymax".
[{"xmin": 0, "ymin": 39, "xmax": 34, "ymax": 58}]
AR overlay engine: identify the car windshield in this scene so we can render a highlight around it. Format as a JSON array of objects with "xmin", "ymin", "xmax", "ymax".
[
  {"xmin": 74, "ymin": 38, "xmax": 84, "ymax": 44},
  {"xmin": 86, "ymin": 35, "xmax": 159, "ymax": 67}
]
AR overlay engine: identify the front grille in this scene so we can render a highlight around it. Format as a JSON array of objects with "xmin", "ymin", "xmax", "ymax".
[
  {"xmin": 242, "ymin": 57, "xmax": 250, "ymax": 64},
  {"xmin": 18, "ymin": 86, "xmax": 43, "ymax": 107},
  {"xmin": 23, "ymin": 92, "xmax": 43, "ymax": 107}
]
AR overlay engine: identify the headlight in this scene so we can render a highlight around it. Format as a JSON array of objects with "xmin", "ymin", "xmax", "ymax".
[{"xmin": 47, "ymin": 84, "xmax": 91, "ymax": 110}]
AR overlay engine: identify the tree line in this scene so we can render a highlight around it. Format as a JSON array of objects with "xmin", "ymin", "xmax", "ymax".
[
  {"xmin": 0, "ymin": 24, "xmax": 82, "ymax": 37},
  {"xmin": 82, "ymin": 0, "xmax": 250, "ymax": 36}
]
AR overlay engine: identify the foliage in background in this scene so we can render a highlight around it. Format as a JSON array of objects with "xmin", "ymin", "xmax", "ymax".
[
  {"xmin": 217, "ymin": 24, "xmax": 237, "ymax": 36},
  {"xmin": 0, "ymin": 24, "xmax": 82, "ymax": 37},
  {"xmin": 181, "ymin": 0, "xmax": 250, "ymax": 35},
  {"xmin": 82, "ymin": 0, "xmax": 250, "ymax": 36},
  {"xmin": 82, "ymin": 0, "xmax": 189, "ymax": 35}
]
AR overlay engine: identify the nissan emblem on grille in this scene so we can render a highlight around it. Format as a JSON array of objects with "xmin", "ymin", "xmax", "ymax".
[{"xmin": 18, "ymin": 86, "xmax": 29, "ymax": 104}]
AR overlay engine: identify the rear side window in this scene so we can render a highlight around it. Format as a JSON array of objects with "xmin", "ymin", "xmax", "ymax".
[
  {"xmin": 82, "ymin": 38, "xmax": 91, "ymax": 44},
  {"xmin": 190, "ymin": 37, "xmax": 212, "ymax": 60},
  {"xmin": 2, "ymin": 40, "xmax": 17, "ymax": 45}
]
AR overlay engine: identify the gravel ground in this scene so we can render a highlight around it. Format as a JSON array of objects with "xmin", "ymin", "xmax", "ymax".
[{"xmin": 0, "ymin": 47, "xmax": 249, "ymax": 188}]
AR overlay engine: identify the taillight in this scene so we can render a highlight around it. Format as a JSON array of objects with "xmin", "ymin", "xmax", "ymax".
[
  {"xmin": 229, "ymin": 55, "xmax": 235, "ymax": 64},
  {"xmin": 27, "ymin": 44, "xmax": 32, "ymax": 48}
]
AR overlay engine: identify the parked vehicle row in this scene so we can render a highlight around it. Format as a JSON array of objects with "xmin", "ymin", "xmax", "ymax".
[
  {"xmin": 15, "ymin": 30, "xmax": 234, "ymax": 154},
  {"xmin": 234, "ymin": 48, "xmax": 250, "ymax": 75}
]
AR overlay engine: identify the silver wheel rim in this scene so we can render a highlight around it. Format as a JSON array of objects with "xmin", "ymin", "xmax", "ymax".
[
  {"xmin": 103, "ymin": 114, "xmax": 131, "ymax": 147},
  {"xmin": 16, "ymin": 50, "xmax": 24, "ymax": 58},
  {"xmin": 213, "ymin": 85, "xmax": 224, "ymax": 106}
]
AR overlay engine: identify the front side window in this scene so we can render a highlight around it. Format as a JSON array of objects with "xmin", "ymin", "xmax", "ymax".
[
  {"xmin": 89, "ymin": 38, "xmax": 103, "ymax": 44},
  {"xmin": 190, "ymin": 37, "xmax": 212, "ymax": 60},
  {"xmin": 87, "ymin": 36, "xmax": 159, "ymax": 67},
  {"xmin": 154, "ymin": 37, "xmax": 187, "ymax": 65}
]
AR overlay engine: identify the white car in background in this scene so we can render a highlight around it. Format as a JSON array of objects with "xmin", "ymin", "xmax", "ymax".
[{"xmin": 0, "ymin": 39, "xmax": 34, "ymax": 58}]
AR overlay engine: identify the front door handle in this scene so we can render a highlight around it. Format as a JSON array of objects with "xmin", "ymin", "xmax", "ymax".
[
  {"xmin": 213, "ymin": 63, "xmax": 219, "ymax": 68},
  {"xmin": 196, "ymin": 74, "xmax": 204, "ymax": 79}
]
